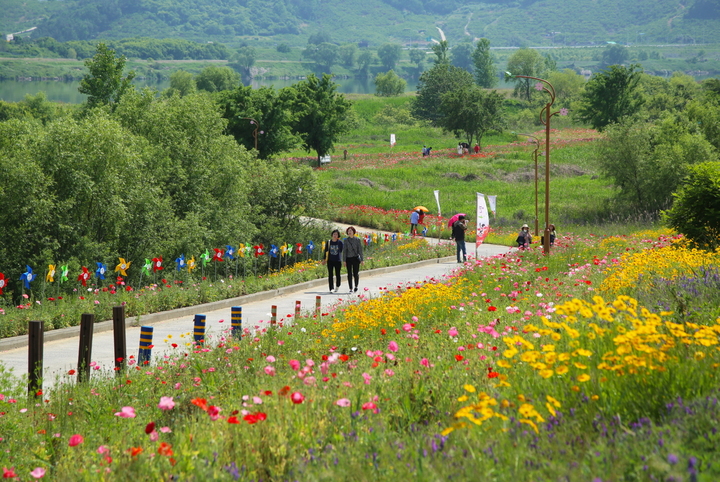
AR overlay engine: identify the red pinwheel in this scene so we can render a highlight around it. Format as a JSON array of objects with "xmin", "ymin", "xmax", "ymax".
[
  {"xmin": 253, "ymin": 244, "xmax": 264, "ymax": 257},
  {"xmin": 384, "ymin": 234, "xmax": 389, "ymax": 242},
  {"xmin": 0, "ymin": 272, "xmax": 6, "ymax": 295},
  {"xmin": 295, "ymin": 243, "xmax": 303, "ymax": 255},
  {"xmin": 213, "ymin": 248, "xmax": 224, "ymax": 262},
  {"xmin": 152, "ymin": 257, "xmax": 163, "ymax": 272},
  {"xmin": 78, "ymin": 266, "xmax": 91, "ymax": 287}
]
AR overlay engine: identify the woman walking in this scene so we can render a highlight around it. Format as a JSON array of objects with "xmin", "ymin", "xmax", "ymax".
[
  {"xmin": 343, "ymin": 226, "xmax": 363, "ymax": 294},
  {"xmin": 323, "ymin": 229, "xmax": 343, "ymax": 293}
]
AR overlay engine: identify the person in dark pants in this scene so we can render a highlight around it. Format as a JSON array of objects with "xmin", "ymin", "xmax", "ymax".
[
  {"xmin": 323, "ymin": 229, "xmax": 343, "ymax": 293},
  {"xmin": 343, "ymin": 226, "xmax": 363, "ymax": 294},
  {"xmin": 451, "ymin": 215, "xmax": 468, "ymax": 263}
]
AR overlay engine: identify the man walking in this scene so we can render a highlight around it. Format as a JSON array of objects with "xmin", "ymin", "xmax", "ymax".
[{"xmin": 451, "ymin": 215, "xmax": 468, "ymax": 263}]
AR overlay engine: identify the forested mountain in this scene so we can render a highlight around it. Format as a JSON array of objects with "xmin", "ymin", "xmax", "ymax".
[{"xmin": 2, "ymin": 0, "xmax": 720, "ymax": 47}]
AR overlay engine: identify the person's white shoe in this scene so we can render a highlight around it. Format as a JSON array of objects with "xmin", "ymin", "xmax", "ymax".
[{"xmin": 334, "ymin": 287, "xmax": 339, "ymax": 293}]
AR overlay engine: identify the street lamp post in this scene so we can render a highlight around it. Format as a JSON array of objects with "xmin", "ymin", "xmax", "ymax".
[
  {"xmin": 505, "ymin": 72, "xmax": 567, "ymax": 254},
  {"xmin": 517, "ymin": 133, "xmax": 541, "ymax": 237},
  {"xmin": 239, "ymin": 117, "xmax": 259, "ymax": 151}
]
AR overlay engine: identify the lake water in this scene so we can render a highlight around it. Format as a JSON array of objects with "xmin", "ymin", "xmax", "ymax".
[{"xmin": 0, "ymin": 77, "xmax": 420, "ymax": 104}]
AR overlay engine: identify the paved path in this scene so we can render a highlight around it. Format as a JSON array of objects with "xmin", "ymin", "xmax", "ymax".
[{"xmin": 0, "ymin": 241, "xmax": 510, "ymax": 391}]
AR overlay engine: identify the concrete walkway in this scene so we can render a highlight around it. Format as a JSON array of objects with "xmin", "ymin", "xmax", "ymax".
[{"xmin": 0, "ymin": 241, "xmax": 511, "ymax": 390}]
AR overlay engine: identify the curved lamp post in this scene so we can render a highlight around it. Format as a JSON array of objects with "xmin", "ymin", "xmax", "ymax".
[
  {"xmin": 239, "ymin": 117, "xmax": 260, "ymax": 151},
  {"xmin": 517, "ymin": 133, "xmax": 541, "ymax": 237},
  {"xmin": 504, "ymin": 72, "xmax": 568, "ymax": 254}
]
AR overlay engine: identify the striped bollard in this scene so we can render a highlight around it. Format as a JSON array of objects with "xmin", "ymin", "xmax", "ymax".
[
  {"xmin": 193, "ymin": 314, "xmax": 206, "ymax": 344},
  {"xmin": 270, "ymin": 305, "xmax": 277, "ymax": 325},
  {"xmin": 138, "ymin": 326, "xmax": 154, "ymax": 365},
  {"xmin": 315, "ymin": 295, "xmax": 321, "ymax": 316},
  {"xmin": 231, "ymin": 306, "xmax": 242, "ymax": 338},
  {"xmin": 295, "ymin": 300, "xmax": 301, "ymax": 319}
]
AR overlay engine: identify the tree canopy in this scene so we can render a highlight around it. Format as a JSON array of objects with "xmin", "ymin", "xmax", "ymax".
[
  {"xmin": 575, "ymin": 64, "xmax": 645, "ymax": 131},
  {"xmin": 78, "ymin": 43, "xmax": 135, "ymax": 109},
  {"xmin": 411, "ymin": 63, "xmax": 474, "ymax": 125}
]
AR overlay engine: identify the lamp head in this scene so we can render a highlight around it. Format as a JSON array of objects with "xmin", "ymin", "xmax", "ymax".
[{"xmin": 504, "ymin": 71, "xmax": 515, "ymax": 81}]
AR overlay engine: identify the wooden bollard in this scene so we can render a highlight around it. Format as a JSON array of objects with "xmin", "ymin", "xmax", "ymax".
[
  {"xmin": 231, "ymin": 306, "xmax": 242, "ymax": 338},
  {"xmin": 112, "ymin": 306, "xmax": 127, "ymax": 374},
  {"xmin": 77, "ymin": 313, "xmax": 94, "ymax": 383},
  {"xmin": 295, "ymin": 300, "xmax": 301, "ymax": 319},
  {"xmin": 315, "ymin": 295, "xmax": 321, "ymax": 313},
  {"xmin": 138, "ymin": 326, "xmax": 154, "ymax": 365},
  {"xmin": 193, "ymin": 314, "xmax": 206, "ymax": 343},
  {"xmin": 270, "ymin": 305, "xmax": 277, "ymax": 325},
  {"xmin": 28, "ymin": 320, "xmax": 44, "ymax": 397}
]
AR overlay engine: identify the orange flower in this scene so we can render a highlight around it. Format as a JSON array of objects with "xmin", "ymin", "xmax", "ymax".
[
  {"xmin": 128, "ymin": 447, "xmax": 143, "ymax": 457},
  {"xmin": 191, "ymin": 398, "xmax": 208, "ymax": 411},
  {"xmin": 158, "ymin": 442, "xmax": 173, "ymax": 457}
]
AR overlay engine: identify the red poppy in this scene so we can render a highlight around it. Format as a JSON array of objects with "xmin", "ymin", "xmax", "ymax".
[
  {"xmin": 158, "ymin": 442, "xmax": 173, "ymax": 457},
  {"xmin": 455, "ymin": 354, "xmax": 464, "ymax": 361},
  {"xmin": 278, "ymin": 385, "xmax": 291, "ymax": 397},
  {"xmin": 145, "ymin": 422, "xmax": 155, "ymax": 434},
  {"xmin": 191, "ymin": 398, "xmax": 208, "ymax": 411},
  {"xmin": 128, "ymin": 447, "xmax": 143, "ymax": 457},
  {"xmin": 227, "ymin": 416, "xmax": 240, "ymax": 424}
]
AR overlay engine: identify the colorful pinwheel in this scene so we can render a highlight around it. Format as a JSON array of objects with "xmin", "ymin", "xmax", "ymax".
[
  {"xmin": 46, "ymin": 264, "xmax": 56, "ymax": 283},
  {"xmin": 20, "ymin": 266, "xmax": 36, "ymax": 290},
  {"xmin": 280, "ymin": 243, "xmax": 289, "ymax": 257},
  {"xmin": 0, "ymin": 272, "xmax": 6, "ymax": 295},
  {"xmin": 225, "ymin": 245, "xmax": 235, "ymax": 261},
  {"xmin": 244, "ymin": 245, "xmax": 252, "ymax": 257},
  {"xmin": 95, "ymin": 262, "xmax": 107, "ymax": 280},
  {"xmin": 307, "ymin": 241, "xmax": 315, "ymax": 255},
  {"xmin": 253, "ymin": 244, "xmax": 264, "ymax": 257},
  {"xmin": 115, "ymin": 258, "xmax": 131, "ymax": 276},
  {"xmin": 152, "ymin": 257, "xmax": 163, "ymax": 272},
  {"xmin": 200, "ymin": 249, "xmax": 211, "ymax": 267},
  {"xmin": 78, "ymin": 266, "xmax": 91, "ymax": 287},
  {"xmin": 175, "ymin": 254, "xmax": 186, "ymax": 271},
  {"xmin": 60, "ymin": 265, "xmax": 69, "ymax": 283},
  {"xmin": 295, "ymin": 243, "xmax": 303, "ymax": 255},
  {"xmin": 372, "ymin": 233, "xmax": 378, "ymax": 243},
  {"xmin": 392, "ymin": 234, "xmax": 397, "ymax": 241},
  {"xmin": 187, "ymin": 256, "xmax": 197, "ymax": 273},
  {"xmin": 237, "ymin": 243, "xmax": 246, "ymax": 258},
  {"xmin": 384, "ymin": 234, "xmax": 389, "ymax": 242},
  {"xmin": 269, "ymin": 245, "xmax": 279, "ymax": 258},
  {"xmin": 141, "ymin": 259, "xmax": 152, "ymax": 276},
  {"xmin": 213, "ymin": 248, "xmax": 224, "ymax": 262}
]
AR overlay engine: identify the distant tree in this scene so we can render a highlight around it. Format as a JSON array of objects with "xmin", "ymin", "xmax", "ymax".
[
  {"xmin": 472, "ymin": 38, "xmax": 496, "ymax": 88},
  {"xmin": 303, "ymin": 42, "xmax": 338, "ymax": 71},
  {"xmin": 374, "ymin": 70, "xmax": 406, "ymax": 97},
  {"xmin": 411, "ymin": 63, "xmax": 474, "ymax": 125},
  {"xmin": 357, "ymin": 50, "xmax": 374, "ymax": 74},
  {"xmin": 409, "ymin": 48, "xmax": 426, "ymax": 69},
  {"xmin": 431, "ymin": 40, "xmax": 449, "ymax": 65},
  {"xmin": 338, "ymin": 43, "xmax": 357, "ymax": 67},
  {"xmin": 230, "ymin": 46, "xmax": 256, "ymax": 77},
  {"xmin": 289, "ymin": 74, "xmax": 352, "ymax": 166},
  {"xmin": 663, "ymin": 161, "xmax": 720, "ymax": 250},
  {"xmin": 601, "ymin": 45, "xmax": 629, "ymax": 67},
  {"xmin": 439, "ymin": 86, "xmax": 505, "ymax": 149},
  {"xmin": 506, "ymin": 48, "xmax": 545, "ymax": 101},
  {"xmin": 451, "ymin": 42, "xmax": 475, "ymax": 72},
  {"xmin": 78, "ymin": 43, "xmax": 136, "ymax": 109},
  {"xmin": 377, "ymin": 43, "xmax": 402, "ymax": 70},
  {"xmin": 575, "ymin": 64, "xmax": 644, "ymax": 131},
  {"xmin": 195, "ymin": 65, "xmax": 240, "ymax": 93},
  {"xmin": 276, "ymin": 43, "xmax": 291, "ymax": 53},
  {"xmin": 168, "ymin": 70, "xmax": 196, "ymax": 97},
  {"xmin": 545, "ymin": 69, "xmax": 585, "ymax": 101},
  {"xmin": 308, "ymin": 31, "xmax": 332, "ymax": 45}
]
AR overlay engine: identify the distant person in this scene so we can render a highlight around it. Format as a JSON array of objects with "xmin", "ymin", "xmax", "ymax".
[
  {"xmin": 457, "ymin": 143, "xmax": 463, "ymax": 155},
  {"xmin": 461, "ymin": 142, "xmax": 470, "ymax": 154},
  {"xmin": 343, "ymin": 226, "xmax": 363, "ymax": 294},
  {"xmin": 542, "ymin": 224, "xmax": 557, "ymax": 247},
  {"xmin": 422, "ymin": 145, "xmax": 428, "ymax": 157},
  {"xmin": 474, "ymin": 143, "xmax": 480, "ymax": 154},
  {"xmin": 451, "ymin": 215, "xmax": 468, "ymax": 263},
  {"xmin": 323, "ymin": 229, "xmax": 343, "ymax": 293},
  {"xmin": 418, "ymin": 210, "xmax": 425, "ymax": 227},
  {"xmin": 410, "ymin": 210, "xmax": 420, "ymax": 236},
  {"xmin": 516, "ymin": 224, "xmax": 532, "ymax": 249},
  {"xmin": 426, "ymin": 146, "xmax": 432, "ymax": 156}
]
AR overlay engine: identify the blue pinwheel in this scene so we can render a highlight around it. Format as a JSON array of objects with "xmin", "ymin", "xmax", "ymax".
[
  {"xmin": 307, "ymin": 241, "xmax": 315, "ymax": 255},
  {"xmin": 175, "ymin": 254, "xmax": 186, "ymax": 271},
  {"xmin": 95, "ymin": 262, "xmax": 107, "ymax": 280},
  {"xmin": 225, "ymin": 245, "xmax": 235, "ymax": 261},
  {"xmin": 20, "ymin": 265, "xmax": 36, "ymax": 289},
  {"xmin": 269, "ymin": 244, "xmax": 279, "ymax": 258},
  {"xmin": 422, "ymin": 226, "xmax": 428, "ymax": 236},
  {"xmin": 392, "ymin": 234, "xmax": 397, "ymax": 241}
]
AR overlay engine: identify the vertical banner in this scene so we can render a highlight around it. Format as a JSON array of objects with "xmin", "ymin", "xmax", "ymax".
[
  {"xmin": 475, "ymin": 192, "xmax": 491, "ymax": 258},
  {"xmin": 487, "ymin": 195, "xmax": 497, "ymax": 217},
  {"xmin": 390, "ymin": 134, "xmax": 396, "ymax": 147},
  {"xmin": 433, "ymin": 190, "xmax": 441, "ymax": 217}
]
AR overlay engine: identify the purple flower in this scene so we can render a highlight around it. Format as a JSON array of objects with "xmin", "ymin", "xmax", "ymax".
[
  {"xmin": 668, "ymin": 453, "xmax": 679, "ymax": 465},
  {"xmin": 535, "ymin": 82, "xmax": 544, "ymax": 91},
  {"xmin": 560, "ymin": 107, "xmax": 569, "ymax": 116}
]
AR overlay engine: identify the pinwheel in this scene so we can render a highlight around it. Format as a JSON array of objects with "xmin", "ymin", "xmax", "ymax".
[
  {"xmin": 269, "ymin": 245, "xmax": 279, "ymax": 258},
  {"xmin": 295, "ymin": 243, "xmax": 303, "ymax": 255},
  {"xmin": 237, "ymin": 243, "xmax": 246, "ymax": 258},
  {"xmin": 372, "ymin": 233, "xmax": 378, "ymax": 243},
  {"xmin": 46, "ymin": 264, "xmax": 56, "ymax": 283},
  {"xmin": 225, "ymin": 245, "xmax": 235, "ymax": 261},
  {"xmin": 20, "ymin": 266, "xmax": 36, "ymax": 290},
  {"xmin": 280, "ymin": 243, "xmax": 289, "ymax": 257},
  {"xmin": 384, "ymin": 234, "xmax": 389, "ymax": 242},
  {"xmin": 141, "ymin": 259, "xmax": 153, "ymax": 276},
  {"xmin": 244, "ymin": 245, "xmax": 252, "ymax": 257},
  {"xmin": 307, "ymin": 241, "xmax": 315, "ymax": 255},
  {"xmin": 364, "ymin": 235, "xmax": 371, "ymax": 246},
  {"xmin": 187, "ymin": 256, "xmax": 197, "ymax": 273},
  {"xmin": 213, "ymin": 248, "xmax": 224, "ymax": 262},
  {"xmin": 78, "ymin": 266, "xmax": 91, "ymax": 287},
  {"xmin": 253, "ymin": 244, "xmax": 264, "ymax": 257},
  {"xmin": 115, "ymin": 258, "xmax": 131, "ymax": 276},
  {"xmin": 321, "ymin": 241, "xmax": 326, "ymax": 253},
  {"xmin": 175, "ymin": 254, "xmax": 186, "ymax": 271},
  {"xmin": 95, "ymin": 262, "xmax": 107, "ymax": 280},
  {"xmin": 60, "ymin": 265, "xmax": 69, "ymax": 283},
  {"xmin": 152, "ymin": 257, "xmax": 163, "ymax": 272},
  {"xmin": 200, "ymin": 249, "xmax": 211, "ymax": 267},
  {"xmin": 0, "ymin": 272, "xmax": 6, "ymax": 295},
  {"xmin": 392, "ymin": 234, "xmax": 397, "ymax": 241},
  {"xmin": 422, "ymin": 226, "xmax": 428, "ymax": 236}
]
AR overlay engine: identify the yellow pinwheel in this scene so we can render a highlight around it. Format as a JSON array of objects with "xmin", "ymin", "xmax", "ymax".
[
  {"xmin": 115, "ymin": 258, "xmax": 131, "ymax": 276},
  {"xmin": 238, "ymin": 243, "xmax": 246, "ymax": 258},
  {"xmin": 280, "ymin": 243, "xmax": 289, "ymax": 257},
  {"xmin": 46, "ymin": 264, "xmax": 56, "ymax": 283},
  {"xmin": 187, "ymin": 256, "xmax": 197, "ymax": 273}
]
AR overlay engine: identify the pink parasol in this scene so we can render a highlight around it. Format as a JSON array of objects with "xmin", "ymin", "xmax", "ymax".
[{"xmin": 447, "ymin": 213, "xmax": 467, "ymax": 228}]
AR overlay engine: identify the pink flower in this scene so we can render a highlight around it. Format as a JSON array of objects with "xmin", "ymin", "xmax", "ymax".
[
  {"xmin": 266, "ymin": 355, "xmax": 276, "ymax": 363},
  {"xmin": 289, "ymin": 360, "xmax": 300, "ymax": 371},
  {"xmin": 68, "ymin": 434, "xmax": 84, "ymax": 447},
  {"xmin": 362, "ymin": 372, "xmax": 372, "ymax": 384},
  {"xmin": 114, "ymin": 406, "xmax": 136, "ymax": 418},
  {"xmin": 264, "ymin": 366, "xmax": 276, "ymax": 376},
  {"xmin": 362, "ymin": 402, "xmax": 378, "ymax": 413},
  {"xmin": 3, "ymin": 467, "xmax": 18, "ymax": 478},
  {"xmin": 207, "ymin": 405, "xmax": 221, "ymax": 421},
  {"xmin": 448, "ymin": 327, "xmax": 458, "ymax": 337},
  {"xmin": 160, "ymin": 427, "xmax": 172, "ymax": 433},
  {"xmin": 388, "ymin": 341, "xmax": 399, "ymax": 352},
  {"xmin": 97, "ymin": 445, "xmax": 110, "ymax": 455},
  {"xmin": 412, "ymin": 316, "xmax": 418, "ymax": 322},
  {"xmin": 149, "ymin": 431, "xmax": 159, "ymax": 441},
  {"xmin": 290, "ymin": 392, "xmax": 305, "ymax": 404},
  {"xmin": 402, "ymin": 323, "xmax": 412, "ymax": 332},
  {"xmin": 30, "ymin": 467, "xmax": 46, "ymax": 479},
  {"xmin": 157, "ymin": 396, "xmax": 175, "ymax": 411},
  {"xmin": 420, "ymin": 358, "xmax": 430, "ymax": 367},
  {"xmin": 384, "ymin": 369, "xmax": 395, "ymax": 377},
  {"xmin": 335, "ymin": 398, "xmax": 351, "ymax": 407}
]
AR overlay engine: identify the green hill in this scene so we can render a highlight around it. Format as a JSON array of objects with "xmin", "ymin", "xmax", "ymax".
[{"xmin": 1, "ymin": 0, "xmax": 720, "ymax": 47}]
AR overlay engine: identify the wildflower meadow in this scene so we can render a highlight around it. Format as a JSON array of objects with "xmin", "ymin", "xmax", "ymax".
[{"xmin": 1, "ymin": 227, "xmax": 719, "ymax": 480}]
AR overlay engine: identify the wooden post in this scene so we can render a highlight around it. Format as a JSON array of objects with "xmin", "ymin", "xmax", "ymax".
[
  {"xmin": 231, "ymin": 306, "xmax": 242, "ymax": 338},
  {"xmin": 138, "ymin": 326, "xmax": 154, "ymax": 365},
  {"xmin": 76, "ymin": 313, "xmax": 94, "ymax": 383},
  {"xmin": 28, "ymin": 320, "xmax": 44, "ymax": 397},
  {"xmin": 295, "ymin": 300, "xmax": 301, "ymax": 319},
  {"xmin": 112, "ymin": 306, "xmax": 127, "ymax": 375},
  {"xmin": 193, "ymin": 314, "xmax": 206, "ymax": 344},
  {"xmin": 315, "ymin": 295, "xmax": 321, "ymax": 317}
]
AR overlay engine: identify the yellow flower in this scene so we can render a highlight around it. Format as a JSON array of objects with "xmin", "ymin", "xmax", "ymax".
[
  {"xmin": 694, "ymin": 351, "xmax": 706, "ymax": 361},
  {"xmin": 463, "ymin": 384, "xmax": 476, "ymax": 393},
  {"xmin": 556, "ymin": 365, "xmax": 569, "ymax": 375},
  {"xmin": 539, "ymin": 369, "xmax": 554, "ymax": 379},
  {"xmin": 577, "ymin": 374, "xmax": 591, "ymax": 382}
]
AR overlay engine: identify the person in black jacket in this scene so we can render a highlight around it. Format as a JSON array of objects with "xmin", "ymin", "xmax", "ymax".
[
  {"xmin": 323, "ymin": 229, "xmax": 343, "ymax": 293},
  {"xmin": 342, "ymin": 226, "xmax": 364, "ymax": 294},
  {"xmin": 451, "ymin": 215, "xmax": 468, "ymax": 263}
]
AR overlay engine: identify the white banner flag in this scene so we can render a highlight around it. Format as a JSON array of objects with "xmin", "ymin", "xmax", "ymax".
[
  {"xmin": 390, "ymin": 134, "xmax": 396, "ymax": 146},
  {"xmin": 487, "ymin": 195, "xmax": 497, "ymax": 216},
  {"xmin": 475, "ymin": 192, "xmax": 490, "ymax": 257},
  {"xmin": 433, "ymin": 190, "xmax": 441, "ymax": 217}
]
